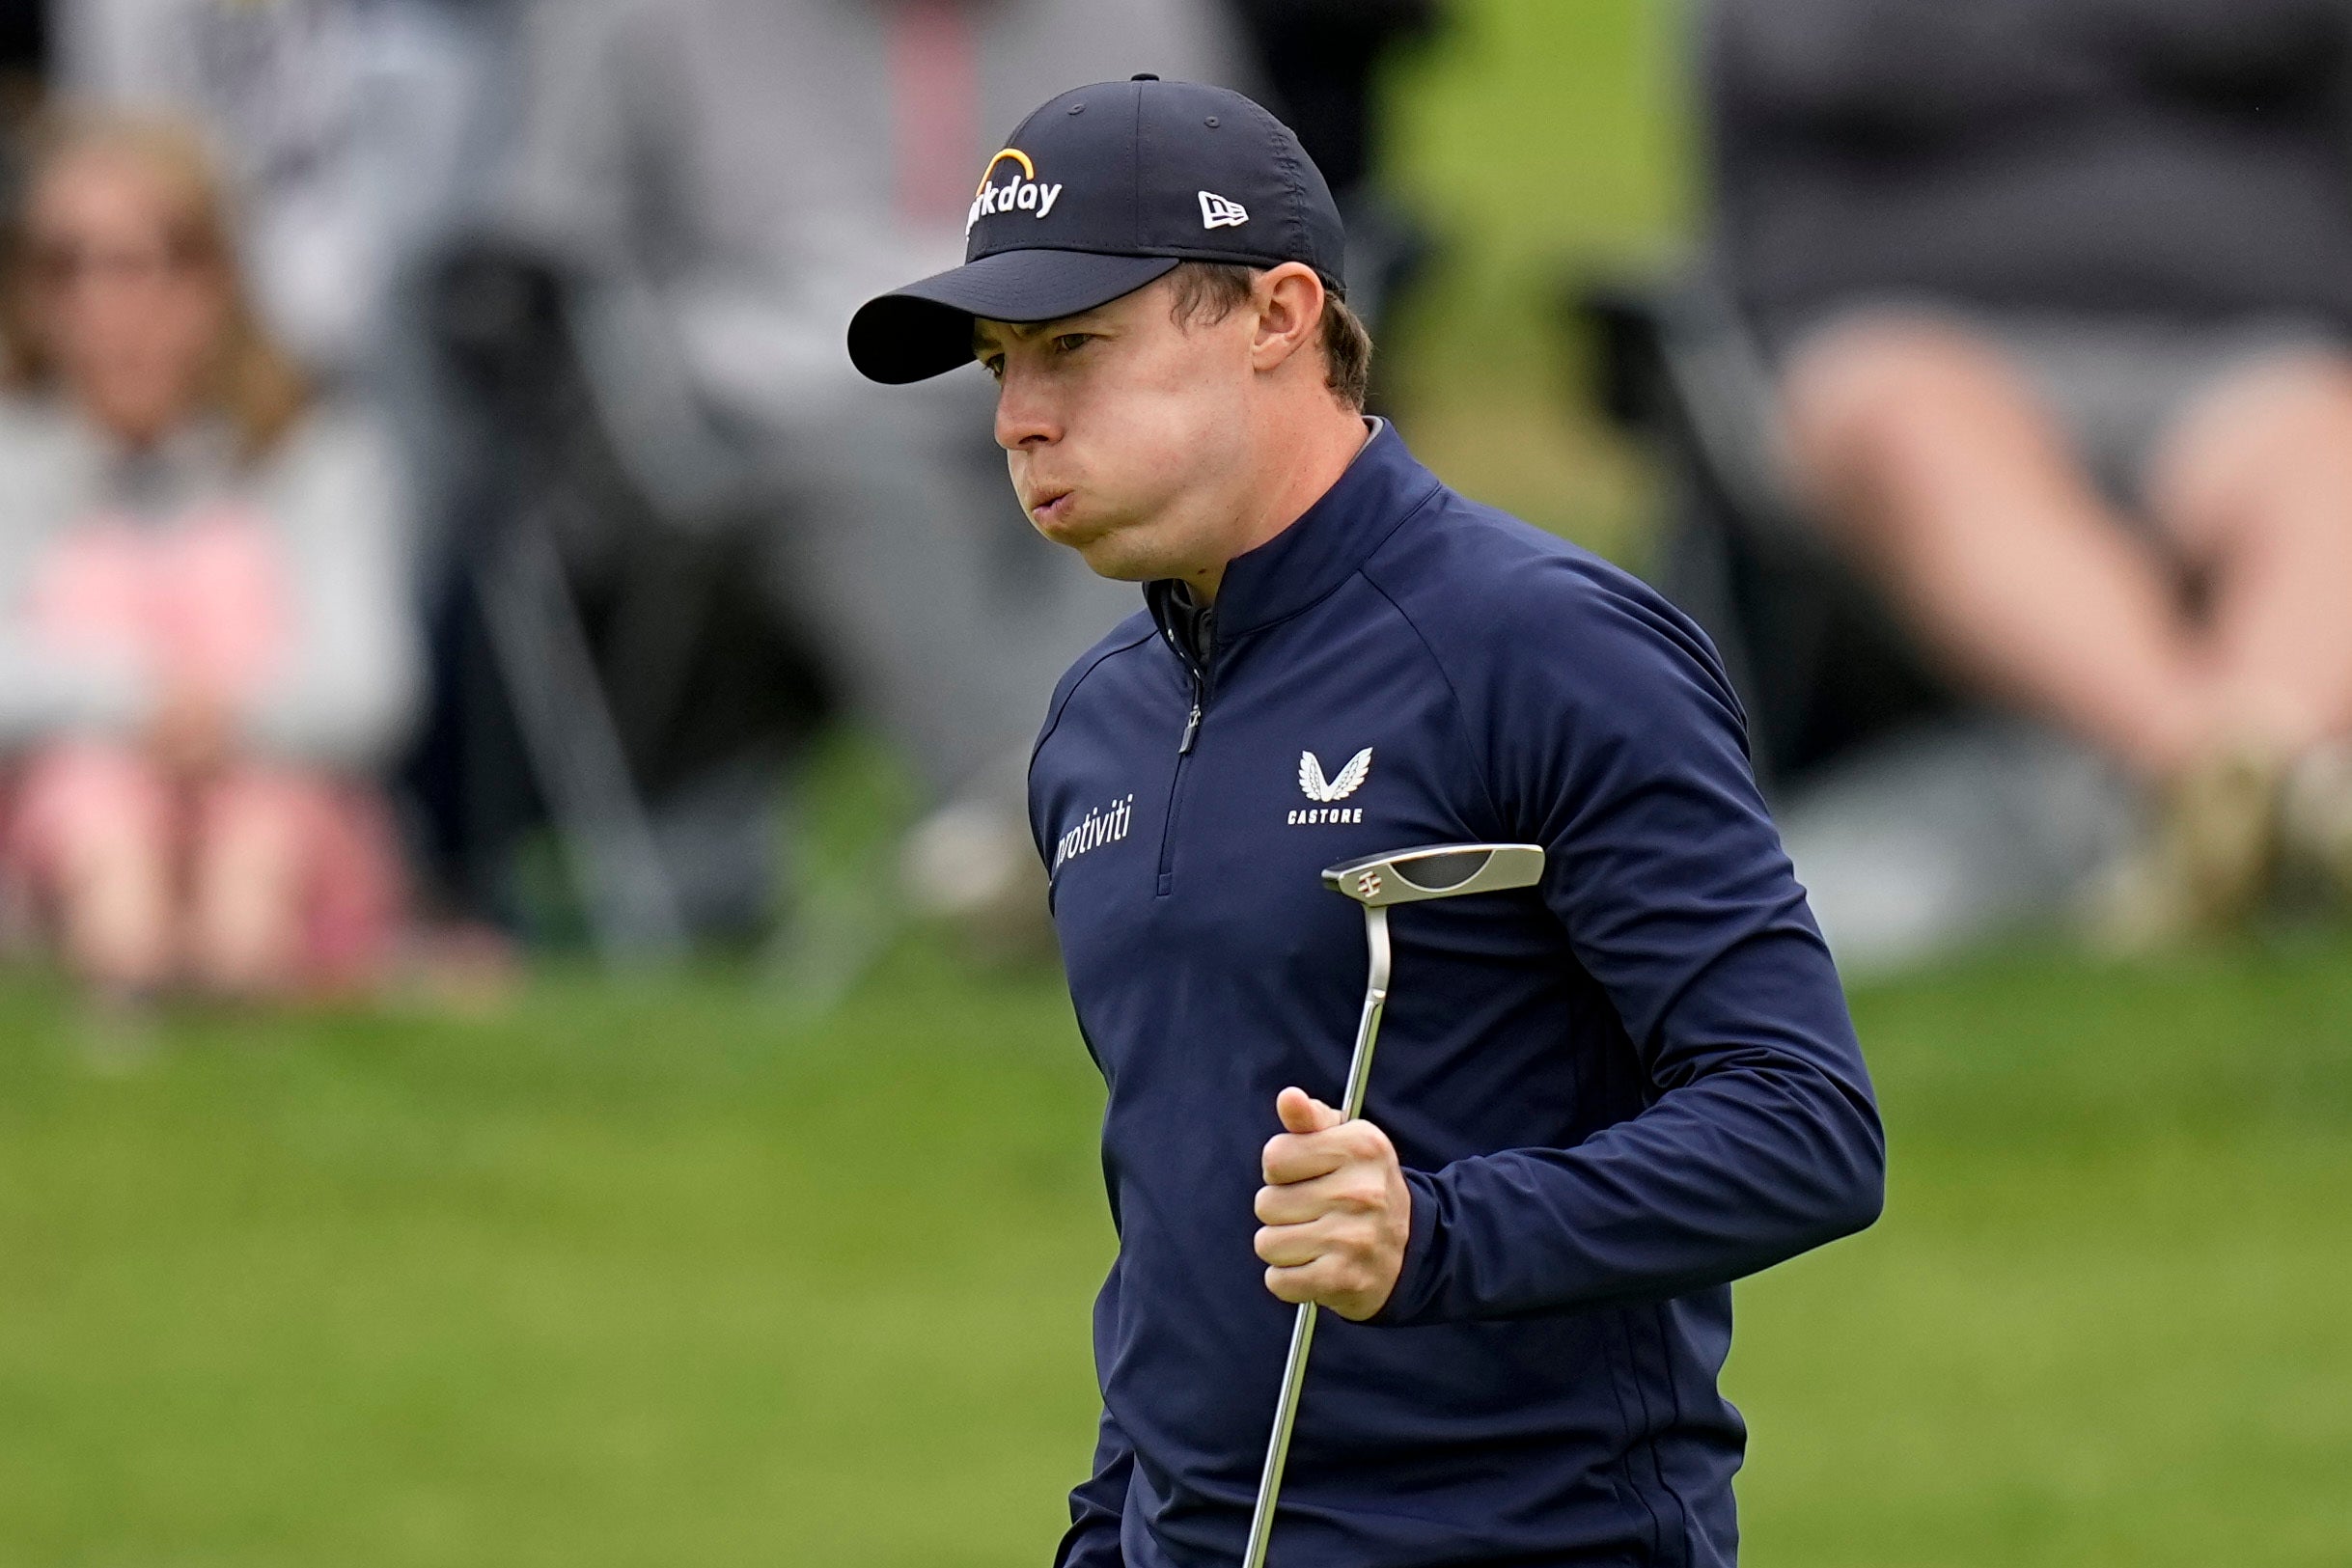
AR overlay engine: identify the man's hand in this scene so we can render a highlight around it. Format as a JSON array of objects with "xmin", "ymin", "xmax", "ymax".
[{"xmin": 1254, "ymin": 1086, "xmax": 1411, "ymax": 1321}]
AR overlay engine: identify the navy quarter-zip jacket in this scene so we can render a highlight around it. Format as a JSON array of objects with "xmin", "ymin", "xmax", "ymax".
[{"xmin": 1029, "ymin": 423, "xmax": 1884, "ymax": 1568}]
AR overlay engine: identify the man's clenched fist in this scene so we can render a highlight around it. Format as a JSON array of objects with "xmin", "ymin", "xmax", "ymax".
[{"xmin": 1254, "ymin": 1086, "xmax": 1411, "ymax": 1321}]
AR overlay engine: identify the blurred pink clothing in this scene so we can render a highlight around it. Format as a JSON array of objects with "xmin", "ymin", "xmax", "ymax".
[
  {"xmin": 28, "ymin": 503, "xmax": 291, "ymax": 690},
  {"xmin": 4, "ymin": 505, "xmax": 402, "ymax": 987}
]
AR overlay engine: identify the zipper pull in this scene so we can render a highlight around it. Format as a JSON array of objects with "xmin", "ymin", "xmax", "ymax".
[{"xmin": 1178, "ymin": 699, "xmax": 1203, "ymax": 756}]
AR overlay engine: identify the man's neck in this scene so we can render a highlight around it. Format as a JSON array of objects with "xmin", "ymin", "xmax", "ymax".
[{"xmin": 1184, "ymin": 410, "xmax": 1374, "ymax": 605}]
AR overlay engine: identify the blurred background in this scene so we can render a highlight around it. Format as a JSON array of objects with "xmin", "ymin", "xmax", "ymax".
[{"xmin": 0, "ymin": 0, "xmax": 2345, "ymax": 1562}]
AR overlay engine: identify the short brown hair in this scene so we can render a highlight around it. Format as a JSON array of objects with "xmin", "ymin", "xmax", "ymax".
[
  {"xmin": 1165, "ymin": 261, "xmax": 1372, "ymax": 411},
  {"xmin": 3, "ymin": 111, "xmax": 310, "ymax": 459}
]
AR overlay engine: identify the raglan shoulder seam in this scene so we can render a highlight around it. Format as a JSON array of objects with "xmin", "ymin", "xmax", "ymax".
[
  {"xmin": 1359, "ymin": 571, "xmax": 1510, "ymax": 837},
  {"xmin": 1029, "ymin": 623, "xmax": 1160, "ymax": 766}
]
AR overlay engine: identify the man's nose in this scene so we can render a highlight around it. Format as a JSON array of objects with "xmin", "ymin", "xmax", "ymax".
[{"xmin": 994, "ymin": 366, "xmax": 1060, "ymax": 452}]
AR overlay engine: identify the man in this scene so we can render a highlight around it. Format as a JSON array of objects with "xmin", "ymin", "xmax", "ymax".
[{"xmin": 849, "ymin": 77, "xmax": 1885, "ymax": 1567}]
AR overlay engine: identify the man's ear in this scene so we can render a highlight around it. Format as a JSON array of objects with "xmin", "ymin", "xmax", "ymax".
[{"xmin": 1250, "ymin": 262, "xmax": 1327, "ymax": 375}]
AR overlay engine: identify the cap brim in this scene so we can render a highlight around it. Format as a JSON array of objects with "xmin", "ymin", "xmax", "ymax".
[{"xmin": 848, "ymin": 250, "xmax": 1183, "ymax": 384}]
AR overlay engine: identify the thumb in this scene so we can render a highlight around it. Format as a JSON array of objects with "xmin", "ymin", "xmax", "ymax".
[{"xmin": 1275, "ymin": 1086, "xmax": 1345, "ymax": 1134}]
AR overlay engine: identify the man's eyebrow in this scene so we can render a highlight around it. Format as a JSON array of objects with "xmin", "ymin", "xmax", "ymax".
[{"xmin": 974, "ymin": 313, "xmax": 1106, "ymax": 354}]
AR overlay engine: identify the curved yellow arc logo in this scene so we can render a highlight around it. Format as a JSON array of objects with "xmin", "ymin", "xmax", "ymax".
[{"xmin": 974, "ymin": 148, "xmax": 1037, "ymax": 196}]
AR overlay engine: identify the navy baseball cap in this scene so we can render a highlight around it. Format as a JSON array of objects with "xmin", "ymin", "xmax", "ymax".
[{"xmin": 847, "ymin": 75, "xmax": 1346, "ymax": 384}]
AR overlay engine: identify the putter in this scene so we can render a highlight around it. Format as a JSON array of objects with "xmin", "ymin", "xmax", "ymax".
[{"xmin": 1239, "ymin": 842, "xmax": 1547, "ymax": 1568}]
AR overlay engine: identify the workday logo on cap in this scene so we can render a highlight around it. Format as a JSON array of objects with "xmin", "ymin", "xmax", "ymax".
[
  {"xmin": 966, "ymin": 148, "xmax": 1065, "ymax": 235},
  {"xmin": 849, "ymin": 78, "xmax": 1350, "ymax": 386}
]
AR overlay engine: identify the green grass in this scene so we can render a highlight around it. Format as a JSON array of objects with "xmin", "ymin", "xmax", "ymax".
[
  {"xmin": 0, "ymin": 958, "xmax": 1110, "ymax": 1567},
  {"xmin": 0, "ymin": 939, "xmax": 2345, "ymax": 1565},
  {"xmin": 1736, "ymin": 947, "xmax": 2352, "ymax": 1565}
]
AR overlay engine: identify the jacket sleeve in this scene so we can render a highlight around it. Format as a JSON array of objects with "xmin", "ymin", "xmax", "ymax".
[
  {"xmin": 1052, "ymin": 1403, "xmax": 1134, "ymax": 1568},
  {"xmin": 1050, "ymin": 1080, "xmax": 1135, "ymax": 1568},
  {"xmin": 1376, "ymin": 566, "xmax": 1884, "ymax": 1325}
]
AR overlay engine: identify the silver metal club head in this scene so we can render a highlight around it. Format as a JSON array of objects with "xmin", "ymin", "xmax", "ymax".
[
  {"xmin": 1243, "ymin": 840, "xmax": 1547, "ymax": 1568},
  {"xmin": 1321, "ymin": 842, "xmax": 1547, "ymax": 908}
]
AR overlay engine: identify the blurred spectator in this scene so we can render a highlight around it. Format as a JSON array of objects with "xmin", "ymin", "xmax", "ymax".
[
  {"xmin": 53, "ymin": 0, "xmax": 510, "ymax": 383},
  {"xmin": 53, "ymin": 0, "xmax": 518, "ymax": 599},
  {"xmin": 0, "ymin": 115, "xmax": 420, "ymax": 999},
  {"xmin": 1708, "ymin": 0, "xmax": 2352, "ymax": 945},
  {"xmin": 1226, "ymin": 0, "xmax": 1443, "ymax": 339},
  {"xmin": 472, "ymin": 0, "xmax": 1246, "ymax": 944}
]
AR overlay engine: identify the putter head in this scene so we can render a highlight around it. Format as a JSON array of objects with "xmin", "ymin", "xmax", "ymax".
[{"xmin": 1321, "ymin": 843, "xmax": 1546, "ymax": 908}]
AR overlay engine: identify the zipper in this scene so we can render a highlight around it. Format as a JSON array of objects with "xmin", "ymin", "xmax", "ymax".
[{"xmin": 1156, "ymin": 634, "xmax": 1209, "ymax": 896}]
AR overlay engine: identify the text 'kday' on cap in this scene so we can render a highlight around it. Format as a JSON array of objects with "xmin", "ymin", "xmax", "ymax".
[{"xmin": 847, "ymin": 76, "xmax": 1346, "ymax": 384}]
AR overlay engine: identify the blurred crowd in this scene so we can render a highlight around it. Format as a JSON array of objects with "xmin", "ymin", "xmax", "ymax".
[
  {"xmin": 1591, "ymin": 0, "xmax": 2352, "ymax": 971},
  {"xmin": 2, "ymin": 0, "xmax": 2349, "ymax": 1007},
  {"xmin": 0, "ymin": 0, "xmax": 1441, "ymax": 1006}
]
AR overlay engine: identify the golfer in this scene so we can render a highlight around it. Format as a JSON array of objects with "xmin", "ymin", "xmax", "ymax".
[{"xmin": 849, "ymin": 77, "xmax": 1885, "ymax": 1568}]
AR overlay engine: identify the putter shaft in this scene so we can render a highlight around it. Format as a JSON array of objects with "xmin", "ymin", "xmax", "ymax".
[{"xmin": 1241, "ymin": 904, "xmax": 1391, "ymax": 1568}]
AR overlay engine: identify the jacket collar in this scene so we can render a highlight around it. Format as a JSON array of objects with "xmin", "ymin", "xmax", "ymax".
[{"xmin": 1144, "ymin": 418, "xmax": 1441, "ymax": 652}]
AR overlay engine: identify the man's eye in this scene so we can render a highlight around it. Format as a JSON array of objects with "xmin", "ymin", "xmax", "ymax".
[
  {"xmin": 1053, "ymin": 333, "xmax": 1093, "ymax": 354},
  {"xmin": 982, "ymin": 355, "xmax": 1005, "ymax": 380}
]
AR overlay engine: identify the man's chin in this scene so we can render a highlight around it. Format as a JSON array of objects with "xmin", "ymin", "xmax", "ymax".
[
  {"xmin": 1032, "ymin": 508, "xmax": 1115, "ymax": 560},
  {"xmin": 1063, "ymin": 527, "xmax": 1163, "ymax": 585},
  {"xmin": 1029, "ymin": 506, "xmax": 1094, "ymax": 549}
]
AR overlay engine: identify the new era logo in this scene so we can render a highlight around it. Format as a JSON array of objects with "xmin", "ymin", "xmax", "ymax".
[{"xmin": 1199, "ymin": 191, "xmax": 1249, "ymax": 230}]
